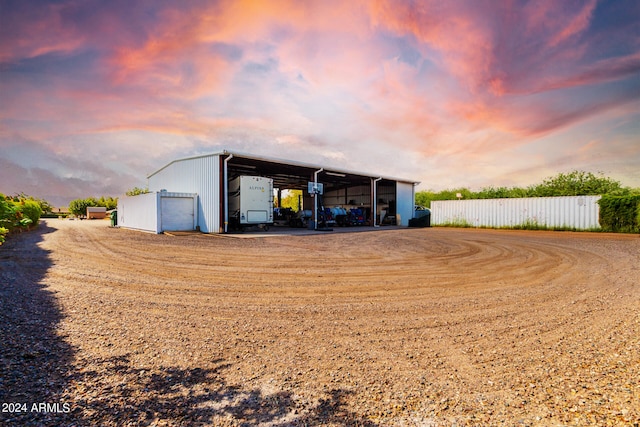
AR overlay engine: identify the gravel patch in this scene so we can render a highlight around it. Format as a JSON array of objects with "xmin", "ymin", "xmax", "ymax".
[{"xmin": 1, "ymin": 220, "xmax": 638, "ymax": 426}]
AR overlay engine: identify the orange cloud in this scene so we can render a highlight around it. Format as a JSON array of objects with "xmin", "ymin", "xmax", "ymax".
[
  {"xmin": 106, "ymin": 0, "xmax": 375, "ymax": 89},
  {"xmin": 368, "ymin": 0, "xmax": 494, "ymax": 92}
]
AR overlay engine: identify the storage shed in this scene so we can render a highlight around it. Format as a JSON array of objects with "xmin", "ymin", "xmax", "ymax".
[
  {"xmin": 87, "ymin": 206, "xmax": 107, "ymax": 219},
  {"xmin": 118, "ymin": 192, "xmax": 197, "ymax": 233},
  {"xmin": 118, "ymin": 150, "xmax": 419, "ymax": 234}
]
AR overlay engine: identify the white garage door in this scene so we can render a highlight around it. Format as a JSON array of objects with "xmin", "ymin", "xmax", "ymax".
[{"xmin": 161, "ymin": 197, "xmax": 194, "ymax": 231}]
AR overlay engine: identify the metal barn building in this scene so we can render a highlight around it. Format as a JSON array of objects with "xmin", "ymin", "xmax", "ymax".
[{"xmin": 118, "ymin": 150, "xmax": 419, "ymax": 234}]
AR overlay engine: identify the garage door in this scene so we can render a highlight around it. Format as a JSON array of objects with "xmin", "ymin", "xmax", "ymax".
[{"xmin": 161, "ymin": 197, "xmax": 194, "ymax": 231}]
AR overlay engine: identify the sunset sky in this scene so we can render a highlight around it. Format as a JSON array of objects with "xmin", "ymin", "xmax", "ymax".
[{"xmin": 1, "ymin": 0, "xmax": 639, "ymax": 206}]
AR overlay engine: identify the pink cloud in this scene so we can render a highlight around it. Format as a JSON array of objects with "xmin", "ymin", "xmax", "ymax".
[
  {"xmin": 105, "ymin": 1, "xmax": 377, "ymax": 91},
  {"xmin": 368, "ymin": 1, "xmax": 495, "ymax": 92},
  {"xmin": 546, "ymin": 0, "xmax": 598, "ymax": 48},
  {"xmin": 0, "ymin": 3, "xmax": 83, "ymax": 62},
  {"xmin": 360, "ymin": 0, "xmax": 638, "ymax": 148},
  {"xmin": 533, "ymin": 52, "xmax": 640, "ymax": 93},
  {"xmin": 367, "ymin": 0, "xmax": 628, "ymax": 101}
]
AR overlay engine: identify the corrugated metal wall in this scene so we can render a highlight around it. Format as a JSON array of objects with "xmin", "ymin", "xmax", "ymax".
[
  {"xmin": 324, "ymin": 185, "xmax": 371, "ymax": 207},
  {"xmin": 148, "ymin": 155, "xmax": 220, "ymax": 233},
  {"xmin": 323, "ymin": 182, "xmax": 415, "ymax": 226},
  {"xmin": 159, "ymin": 192, "xmax": 198, "ymax": 232},
  {"xmin": 117, "ymin": 192, "xmax": 160, "ymax": 233},
  {"xmin": 396, "ymin": 182, "xmax": 414, "ymax": 227},
  {"xmin": 322, "ymin": 188, "xmax": 346, "ymax": 206},
  {"xmin": 117, "ymin": 192, "xmax": 198, "ymax": 233},
  {"xmin": 431, "ymin": 195, "xmax": 601, "ymax": 229}
]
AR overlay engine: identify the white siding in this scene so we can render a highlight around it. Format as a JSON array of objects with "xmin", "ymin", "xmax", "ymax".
[
  {"xmin": 117, "ymin": 192, "xmax": 160, "ymax": 233},
  {"xmin": 396, "ymin": 182, "xmax": 414, "ymax": 227},
  {"xmin": 149, "ymin": 155, "xmax": 221, "ymax": 233},
  {"xmin": 160, "ymin": 194, "xmax": 196, "ymax": 231},
  {"xmin": 431, "ymin": 196, "xmax": 601, "ymax": 229}
]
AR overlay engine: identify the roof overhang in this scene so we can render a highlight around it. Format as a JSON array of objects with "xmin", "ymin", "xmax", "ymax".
[{"xmin": 149, "ymin": 150, "xmax": 420, "ymax": 190}]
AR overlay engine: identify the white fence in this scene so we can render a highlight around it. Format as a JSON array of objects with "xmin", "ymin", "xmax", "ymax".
[
  {"xmin": 118, "ymin": 192, "xmax": 160, "ymax": 233},
  {"xmin": 431, "ymin": 196, "xmax": 601, "ymax": 230},
  {"xmin": 117, "ymin": 192, "xmax": 197, "ymax": 233}
]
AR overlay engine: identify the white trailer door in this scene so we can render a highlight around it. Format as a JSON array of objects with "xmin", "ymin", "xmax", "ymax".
[{"xmin": 161, "ymin": 197, "xmax": 194, "ymax": 231}]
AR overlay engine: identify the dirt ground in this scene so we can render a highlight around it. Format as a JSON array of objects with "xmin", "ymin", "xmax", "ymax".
[{"xmin": 1, "ymin": 219, "xmax": 639, "ymax": 426}]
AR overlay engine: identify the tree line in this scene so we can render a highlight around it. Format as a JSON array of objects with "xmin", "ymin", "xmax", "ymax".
[
  {"xmin": 67, "ymin": 188, "xmax": 149, "ymax": 217},
  {"xmin": 416, "ymin": 171, "xmax": 639, "ymax": 208},
  {"xmin": 67, "ymin": 196, "xmax": 118, "ymax": 218}
]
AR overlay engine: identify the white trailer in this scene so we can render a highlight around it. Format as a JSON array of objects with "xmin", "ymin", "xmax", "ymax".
[{"xmin": 228, "ymin": 176, "xmax": 274, "ymax": 230}]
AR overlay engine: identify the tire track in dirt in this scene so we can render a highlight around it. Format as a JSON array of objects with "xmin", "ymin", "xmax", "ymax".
[{"xmin": 28, "ymin": 220, "xmax": 640, "ymax": 426}]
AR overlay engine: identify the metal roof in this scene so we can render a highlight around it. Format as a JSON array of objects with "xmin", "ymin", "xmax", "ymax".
[{"xmin": 148, "ymin": 150, "xmax": 420, "ymax": 188}]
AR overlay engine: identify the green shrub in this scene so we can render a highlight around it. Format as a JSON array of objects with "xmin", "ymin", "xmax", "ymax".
[
  {"xmin": 0, "ymin": 193, "xmax": 44, "ymax": 244},
  {"xmin": 0, "ymin": 194, "xmax": 18, "ymax": 231},
  {"xmin": 598, "ymin": 195, "xmax": 640, "ymax": 233},
  {"xmin": 18, "ymin": 200, "xmax": 42, "ymax": 224},
  {"xmin": 0, "ymin": 194, "xmax": 11, "ymax": 222}
]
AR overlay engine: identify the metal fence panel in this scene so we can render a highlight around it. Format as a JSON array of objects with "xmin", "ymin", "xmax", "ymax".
[
  {"xmin": 431, "ymin": 196, "xmax": 601, "ymax": 229},
  {"xmin": 117, "ymin": 192, "xmax": 160, "ymax": 233}
]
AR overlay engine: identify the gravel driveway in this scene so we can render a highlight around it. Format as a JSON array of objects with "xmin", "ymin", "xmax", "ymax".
[{"xmin": 1, "ymin": 219, "xmax": 638, "ymax": 426}]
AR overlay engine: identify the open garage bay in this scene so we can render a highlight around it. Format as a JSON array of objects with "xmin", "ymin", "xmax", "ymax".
[{"xmin": 1, "ymin": 220, "xmax": 638, "ymax": 426}]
